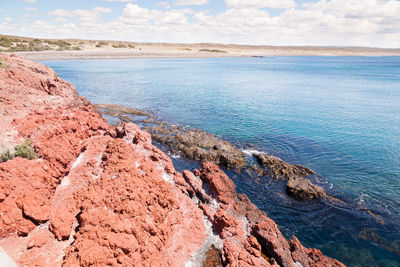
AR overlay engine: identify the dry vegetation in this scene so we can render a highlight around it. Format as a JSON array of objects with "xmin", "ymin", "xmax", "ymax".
[
  {"xmin": 0, "ymin": 139, "xmax": 38, "ymax": 163},
  {"xmin": 0, "ymin": 58, "xmax": 8, "ymax": 68},
  {"xmin": 199, "ymin": 48, "xmax": 228, "ymax": 53},
  {"xmin": 0, "ymin": 37, "xmax": 77, "ymax": 52},
  {"xmin": 0, "ymin": 35, "xmax": 137, "ymax": 52}
]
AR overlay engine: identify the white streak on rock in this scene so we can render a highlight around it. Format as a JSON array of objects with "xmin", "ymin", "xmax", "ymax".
[
  {"xmin": 0, "ymin": 247, "xmax": 17, "ymax": 267},
  {"xmin": 185, "ymin": 216, "xmax": 223, "ymax": 267},
  {"xmin": 71, "ymin": 150, "xmax": 86, "ymax": 169}
]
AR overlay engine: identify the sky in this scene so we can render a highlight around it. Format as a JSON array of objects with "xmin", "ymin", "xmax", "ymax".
[{"xmin": 0, "ymin": 0, "xmax": 399, "ymax": 48}]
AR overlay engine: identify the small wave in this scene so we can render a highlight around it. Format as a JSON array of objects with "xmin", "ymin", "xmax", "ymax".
[
  {"xmin": 168, "ymin": 153, "xmax": 181, "ymax": 159},
  {"xmin": 357, "ymin": 192, "xmax": 369, "ymax": 205},
  {"xmin": 242, "ymin": 149, "xmax": 265, "ymax": 157}
]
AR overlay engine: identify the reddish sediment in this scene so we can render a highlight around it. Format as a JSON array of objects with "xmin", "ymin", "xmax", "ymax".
[{"xmin": 0, "ymin": 53, "xmax": 345, "ymax": 266}]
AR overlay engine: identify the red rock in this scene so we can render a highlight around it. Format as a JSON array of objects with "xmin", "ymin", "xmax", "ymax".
[
  {"xmin": 62, "ymin": 137, "xmax": 207, "ymax": 266},
  {"xmin": 49, "ymin": 207, "xmax": 76, "ymax": 241},
  {"xmin": 214, "ymin": 209, "xmax": 240, "ymax": 238},
  {"xmin": 133, "ymin": 129, "xmax": 151, "ymax": 144},
  {"xmin": 21, "ymin": 190, "xmax": 51, "ymax": 224},
  {"xmin": 253, "ymin": 220, "xmax": 296, "ymax": 267},
  {"xmin": 27, "ymin": 229, "xmax": 52, "ymax": 249},
  {"xmin": 199, "ymin": 162, "xmax": 236, "ymax": 204},
  {"xmin": 0, "ymin": 158, "xmax": 53, "ymax": 237},
  {"xmin": 289, "ymin": 236, "xmax": 346, "ymax": 267}
]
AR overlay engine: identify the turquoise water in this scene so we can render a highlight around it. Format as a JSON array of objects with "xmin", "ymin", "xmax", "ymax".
[{"xmin": 44, "ymin": 57, "xmax": 400, "ymax": 266}]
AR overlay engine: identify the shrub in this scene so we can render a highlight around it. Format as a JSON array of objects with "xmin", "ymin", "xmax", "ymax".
[
  {"xmin": 0, "ymin": 150, "xmax": 13, "ymax": 163},
  {"xmin": 13, "ymin": 43, "xmax": 30, "ymax": 51},
  {"xmin": 97, "ymin": 41, "xmax": 108, "ymax": 47},
  {"xmin": 0, "ymin": 37, "xmax": 13, "ymax": 48},
  {"xmin": 14, "ymin": 140, "xmax": 38, "ymax": 160},
  {"xmin": 47, "ymin": 40, "xmax": 71, "ymax": 47},
  {"xmin": 199, "ymin": 49, "xmax": 228, "ymax": 53},
  {"xmin": 0, "ymin": 58, "xmax": 8, "ymax": 68},
  {"xmin": 112, "ymin": 43, "xmax": 127, "ymax": 48},
  {"xmin": 31, "ymin": 38, "xmax": 42, "ymax": 44}
]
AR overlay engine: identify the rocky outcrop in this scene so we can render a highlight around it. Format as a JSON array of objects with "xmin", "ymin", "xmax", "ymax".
[
  {"xmin": 286, "ymin": 176, "xmax": 325, "ymax": 200},
  {"xmin": 253, "ymin": 153, "xmax": 326, "ymax": 200},
  {"xmin": 253, "ymin": 154, "xmax": 315, "ymax": 179},
  {"xmin": 95, "ymin": 104, "xmax": 247, "ymax": 172},
  {"xmin": 0, "ymin": 53, "xmax": 344, "ymax": 266},
  {"xmin": 95, "ymin": 104, "xmax": 327, "ymax": 201},
  {"xmin": 185, "ymin": 162, "xmax": 344, "ymax": 267},
  {"xmin": 173, "ymin": 129, "xmax": 246, "ymax": 171}
]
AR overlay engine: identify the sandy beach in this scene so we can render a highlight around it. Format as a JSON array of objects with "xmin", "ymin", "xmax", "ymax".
[{"xmin": 10, "ymin": 43, "xmax": 400, "ymax": 61}]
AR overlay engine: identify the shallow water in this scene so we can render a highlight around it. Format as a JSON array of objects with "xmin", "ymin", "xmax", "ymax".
[{"xmin": 44, "ymin": 57, "xmax": 400, "ymax": 266}]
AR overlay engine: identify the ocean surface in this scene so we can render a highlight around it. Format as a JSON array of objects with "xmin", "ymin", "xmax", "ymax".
[{"xmin": 44, "ymin": 57, "xmax": 400, "ymax": 267}]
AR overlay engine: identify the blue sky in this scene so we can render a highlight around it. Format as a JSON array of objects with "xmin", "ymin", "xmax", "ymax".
[{"xmin": 0, "ymin": 0, "xmax": 399, "ymax": 47}]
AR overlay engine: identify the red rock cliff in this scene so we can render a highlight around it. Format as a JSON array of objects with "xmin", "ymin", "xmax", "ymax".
[{"xmin": 0, "ymin": 53, "xmax": 345, "ymax": 267}]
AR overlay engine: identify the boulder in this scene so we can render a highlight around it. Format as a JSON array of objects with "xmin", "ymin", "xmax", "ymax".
[
  {"xmin": 253, "ymin": 153, "xmax": 315, "ymax": 180},
  {"xmin": 253, "ymin": 153, "xmax": 326, "ymax": 200},
  {"xmin": 286, "ymin": 176, "xmax": 326, "ymax": 200}
]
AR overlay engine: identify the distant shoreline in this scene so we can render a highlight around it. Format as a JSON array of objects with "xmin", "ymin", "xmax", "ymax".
[
  {"xmin": 9, "ymin": 46, "xmax": 400, "ymax": 61},
  {"xmin": 1, "ymin": 34, "xmax": 399, "ymax": 60}
]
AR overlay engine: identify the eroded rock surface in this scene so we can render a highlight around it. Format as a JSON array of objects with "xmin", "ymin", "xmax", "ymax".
[{"xmin": 0, "ymin": 53, "xmax": 344, "ymax": 266}]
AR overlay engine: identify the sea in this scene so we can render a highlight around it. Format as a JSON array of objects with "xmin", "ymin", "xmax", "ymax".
[{"xmin": 44, "ymin": 56, "xmax": 400, "ymax": 267}]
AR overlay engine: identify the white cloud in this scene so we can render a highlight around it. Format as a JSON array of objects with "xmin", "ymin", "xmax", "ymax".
[
  {"xmin": 157, "ymin": 1, "xmax": 171, "ymax": 9},
  {"xmin": 5, "ymin": 17, "xmax": 12, "ymax": 22},
  {"xmin": 174, "ymin": 0, "xmax": 208, "ymax": 6},
  {"xmin": 49, "ymin": 7, "xmax": 112, "ymax": 23},
  {"xmin": 119, "ymin": 4, "xmax": 188, "ymax": 25},
  {"xmin": 3, "ymin": 0, "xmax": 399, "ymax": 48},
  {"xmin": 54, "ymin": 17, "xmax": 68, "ymax": 23},
  {"xmin": 0, "ymin": 9, "xmax": 3, "ymax": 13},
  {"xmin": 303, "ymin": 0, "xmax": 400, "ymax": 19},
  {"xmin": 24, "ymin": 7, "xmax": 38, "ymax": 11},
  {"xmin": 94, "ymin": 7, "xmax": 112, "ymax": 13},
  {"xmin": 23, "ymin": 0, "xmax": 36, "ymax": 3},
  {"xmin": 106, "ymin": 0, "xmax": 133, "ymax": 2},
  {"xmin": 225, "ymin": 0, "xmax": 296, "ymax": 9},
  {"xmin": 118, "ymin": 4, "xmax": 154, "ymax": 25}
]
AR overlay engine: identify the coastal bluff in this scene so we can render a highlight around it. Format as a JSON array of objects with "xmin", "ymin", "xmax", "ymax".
[{"xmin": 0, "ymin": 53, "xmax": 344, "ymax": 267}]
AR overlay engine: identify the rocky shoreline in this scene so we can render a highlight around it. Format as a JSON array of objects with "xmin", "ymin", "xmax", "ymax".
[
  {"xmin": 94, "ymin": 103, "xmax": 327, "ymax": 201},
  {"xmin": 0, "ymin": 53, "xmax": 344, "ymax": 266}
]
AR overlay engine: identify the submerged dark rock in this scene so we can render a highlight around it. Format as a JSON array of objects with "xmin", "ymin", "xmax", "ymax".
[
  {"xmin": 253, "ymin": 153, "xmax": 325, "ymax": 200},
  {"xmin": 253, "ymin": 153, "xmax": 315, "ymax": 180},
  {"xmin": 286, "ymin": 176, "xmax": 326, "ymax": 200},
  {"xmin": 172, "ymin": 129, "xmax": 246, "ymax": 171}
]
